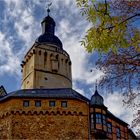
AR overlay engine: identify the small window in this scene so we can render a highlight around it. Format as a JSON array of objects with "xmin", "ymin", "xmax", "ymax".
[
  {"xmin": 49, "ymin": 101, "xmax": 55, "ymax": 107},
  {"xmin": 23, "ymin": 100, "xmax": 29, "ymax": 107},
  {"xmin": 96, "ymin": 113, "xmax": 102, "ymax": 124},
  {"xmin": 35, "ymin": 101, "xmax": 41, "ymax": 107},
  {"xmin": 61, "ymin": 101, "xmax": 67, "ymax": 108},
  {"xmin": 107, "ymin": 122, "xmax": 112, "ymax": 133},
  {"xmin": 44, "ymin": 77, "xmax": 48, "ymax": 80},
  {"xmin": 116, "ymin": 127, "xmax": 121, "ymax": 138},
  {"xmin": 39, "ymin": 50, "xmax": 41, "ymax": 55},
  {"xmin": 91, "ymin": 113, "xmax": 94, "ymax": 124},
  {"xmin": 103, "ymin": 115, "xmax": 106, "ymax": 125}
]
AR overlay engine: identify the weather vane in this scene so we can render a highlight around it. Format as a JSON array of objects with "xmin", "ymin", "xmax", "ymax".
[{"xmin": 46, "ymin": 2, "xmax": 52, "ymax": 15}]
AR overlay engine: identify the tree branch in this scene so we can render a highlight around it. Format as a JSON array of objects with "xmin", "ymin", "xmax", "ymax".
[
  {"xmin": 104, "ymin": 0, "xmax": 108, "ymax": 14},
  {"xmin": 105, "ymin": 13, "xmax": 140, "ymax": 30},
  {"xmin": 94, "ymin": 4, "xmax": 99, "ymax": 12}
]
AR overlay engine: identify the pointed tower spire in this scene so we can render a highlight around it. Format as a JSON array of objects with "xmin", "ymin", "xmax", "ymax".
[
  {"xmin": 36, "ymin": 4, "xmax": 63, "ymax": 49},
  {"xmin": 90, "ymin": 80, "xmax": 104, "ymax": 106},
  {"xmin": 41, "ymin": 3, "xmax": 55, "ymax": 35}
]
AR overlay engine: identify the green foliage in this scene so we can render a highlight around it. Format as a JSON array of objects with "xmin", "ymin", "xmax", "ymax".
[{"xmin": 76, "ymin": 0, "xmax": 140, "ymax": 54}]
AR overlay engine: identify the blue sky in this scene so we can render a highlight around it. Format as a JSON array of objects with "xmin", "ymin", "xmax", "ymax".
[{"xmin": 0, "ymin": 0, "xmax": 138, "ymax": 133}]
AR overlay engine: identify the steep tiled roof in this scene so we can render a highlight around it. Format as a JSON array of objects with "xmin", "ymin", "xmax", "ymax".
[
  {"xmin": 90, "ymin": 89, "xmax": 104, "ymax": 106},
  {"xmin": 0, "ymin": 88, "xmax": 89, "ymax": 102}
]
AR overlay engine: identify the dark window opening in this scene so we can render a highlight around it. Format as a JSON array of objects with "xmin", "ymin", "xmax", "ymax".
[
  {"xmin": 56, "ymin": 54, "xmax": 59, "ymax": 59},
  {"xmin": 65, "ymin": 59, "xmax": 68, "ymax": 63},
  {"xmin": 35, "ymin": 101, "xmax": 41, "ymax": 107},
  {"xmin": 69, "ymin": 61, "xmax": 71, "ymax": 65},
  {"xmin": 107, "ymin": 122, "xmax": 112, "ymax": 133},
  {"xmin": 44, "ymin": 52, "xmax": 47, "ymax": 56},
  {"xmin": 44, "ymin": 52, "xmax": 47, "ymax": 62},
  {"xmin": 23, "ymin": 100, "xmax": 29, "ymax": 107},
  {"xmin": 39, "ymin": 50, "xmax": 41, "ymax": 55},
  {"xmin": 50, "ymin": 53, "xmax": 53, "ymax": 57},
  {"xmin": 103, "ymin": 115, "xmax": 106, "ymax": 125},
  {"xmin": 33, "ymin": 49, "xmax": 35, "ymax": 54},
  {"xmin": 91, "ymin": 113, "xmax": 94, "ymax": 124},
  {"xmin": 49, "ymin": 101, "xmax": 55, "ymax": 107},
  {"xmin": 61, "ymin": 101, "xmax": 67, "ymax": 108},
  {"xmin": 116, "ymin": 127, "xmax": 121, "ymax": 138},
  {"xmin": 44, "ymin": 77, "xmax": 48, "ymax": 80}
]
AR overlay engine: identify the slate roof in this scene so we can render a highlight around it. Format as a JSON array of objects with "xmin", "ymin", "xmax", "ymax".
[
  {"xmin": 0, "ymin": 88, "xmax": 89, "ymax": 102},
  {"xmin": 41, "ymin": 15, "xmax": 56, "ymax": 26},
  {"xmin": 36, "ymin": 33, "xmax": 63, "ymax": 49},
  {"xmin": 36, "ymin": 15, "xmax": 63, "ymax": 49},
  {"xmin": 90, "ymin": 89, "xmax": 104, "ymax": 106}
]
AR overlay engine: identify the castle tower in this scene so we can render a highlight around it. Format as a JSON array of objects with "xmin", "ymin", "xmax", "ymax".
[
  {"xmin": 0, "ymin": 6, "xmax": 135, "ymax": 140},
  {"xmin": 21, "ymin": 9, "xmax": 72, "ymax": 89},
  {"xmin": 90, "ymin": 88, "xmax": 108, "ymax": 139}
]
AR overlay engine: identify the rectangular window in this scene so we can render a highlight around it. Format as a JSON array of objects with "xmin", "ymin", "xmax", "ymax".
[
  {"xmin": 35, "ymin": 100, "xmax": 41, "ymax": 107},
  {"xmin": 91, "ymin": 113, "xmax": 94, "ymax": 124},
  {"xmin": 116, "ymin": 127, "xmax": 121, "ymax": 138},
  {"xmin": 49, "ymin": 101, "xmax": 55, "ymax": 107},
  {"xmin": 96, "ymin": 113, "xmax": 102, "ymax": 124},
  {"xmin": 107, "ymin": 122, "xmax": 112, "ymax": 133},
  {"xmin": 61, "ymin": 101, "xmax": 67, "ymax": 108},
  {"xmin": 23, "ymin": 100, "xmax": 29, "ymax": 107},
  {"xmin": 103, "ymin": 115, "xmax": 106, "ymax": 125}
]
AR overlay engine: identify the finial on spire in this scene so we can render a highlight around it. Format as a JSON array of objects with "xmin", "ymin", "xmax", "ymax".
[{"xmin": 46, "ymin": 2, "xmax": 52, "ymax": 15}]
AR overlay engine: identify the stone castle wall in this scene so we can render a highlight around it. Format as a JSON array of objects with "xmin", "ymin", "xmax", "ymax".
[
  {"xmin": 0, "ymin": 116, "xmax": 11, "ymax": 139},
  {"xmin": 0, "ymin": 98, "xmax": 89, "ymax": 139},
  {"xmin": 11, "ymin": 112, "xmax": 88, "ymax": 139}
]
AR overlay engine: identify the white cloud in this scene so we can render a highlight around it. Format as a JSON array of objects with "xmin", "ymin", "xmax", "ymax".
[
  {"xmin": 1, "ymin": 1, "xmax": 139, "ymax": 134},
  {"xmin": 0, "ymin": 32, "xmax": 20, "ymax": 75},
  {"xmin": 57, "ymin": 7, "xmax": 103, "ymax": 86},
  {"xmin": 103, "ymin": 93, "xmax": 138, "ymax": 132}
]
